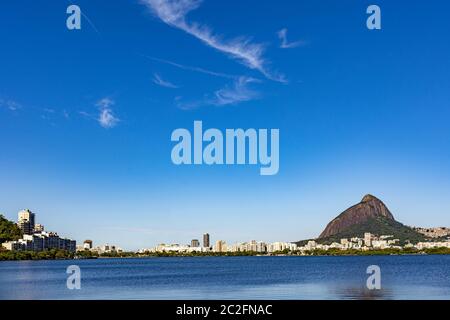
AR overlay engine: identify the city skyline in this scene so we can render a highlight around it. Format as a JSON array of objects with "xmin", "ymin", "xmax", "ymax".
[
  {"xmin": 1, "ymin": 1, "xmax": 450, "ymax": 250},
  {"xmin": 3, "ymin": 205, "xmax": 450, "ymax": 257},
  {"xmin": 2, "ymin": 202, "xmax": 450, "ymax": 252}
]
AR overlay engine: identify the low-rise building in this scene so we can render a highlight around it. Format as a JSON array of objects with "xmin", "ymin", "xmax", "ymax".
[
  {"xmin": 2, "ymin": 231, "xmax": 76, "ymax": 253},
  {"xmin": 92, "ymin": 244, "xmax": 123, "ymax": 254},
  {"xmin": 415, "ymin": 241, "xmax": 450, "ymax": 250},
  {"xmin": 191, "ymin": 239, "xmax": 200, "ymax": 248}
]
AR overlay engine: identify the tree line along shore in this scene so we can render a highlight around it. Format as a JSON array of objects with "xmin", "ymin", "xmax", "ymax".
[{"xmin": 2, "ymin": 247, "xmax": 450, "ymax": 261}]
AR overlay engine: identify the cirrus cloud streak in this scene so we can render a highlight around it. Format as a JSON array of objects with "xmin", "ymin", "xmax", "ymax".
[{"xmin": 141, "ymin": 0, "xmax": 285, "ymax": 82}]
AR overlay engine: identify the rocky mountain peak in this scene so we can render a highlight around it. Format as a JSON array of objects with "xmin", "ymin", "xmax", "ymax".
[
  {"xmin": 318, "ymin": 194, "xmax": 395, "ymax": 239},
  {"xmin": 361, "ymin": 194, "xmax": 379, "ymax": 202}
]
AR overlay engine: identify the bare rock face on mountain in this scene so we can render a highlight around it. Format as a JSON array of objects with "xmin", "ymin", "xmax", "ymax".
[{"xmin": 318, "ymin": 194, "xmax": 395, "ymax": 239}]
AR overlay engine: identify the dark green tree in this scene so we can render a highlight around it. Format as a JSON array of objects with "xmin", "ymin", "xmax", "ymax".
[{"xmin": 0, "ymin": 214, "xmax": 22, "ymax": 243}]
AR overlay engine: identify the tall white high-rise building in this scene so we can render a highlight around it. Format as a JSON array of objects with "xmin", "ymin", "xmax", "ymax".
[
  {"xmin": 364, "ymin": 233, "xmax": 372, "ymax": 247},
  {"xmin": 18, "ymin": 209, "xmax": 35, "ymax": 235}
]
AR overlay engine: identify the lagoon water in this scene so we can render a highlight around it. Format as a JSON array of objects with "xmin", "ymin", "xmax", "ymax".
[{"xmin": 0, "ymin": 255, "xmax": 449, "ymax": 300}]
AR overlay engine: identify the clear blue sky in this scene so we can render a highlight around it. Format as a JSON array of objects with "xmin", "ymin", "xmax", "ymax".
[{"xmin": 1, "ymin": 1, "xmax": 449, "ymax": 250}]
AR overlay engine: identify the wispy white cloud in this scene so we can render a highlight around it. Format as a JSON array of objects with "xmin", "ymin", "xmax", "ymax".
[
  {"xmin": 0, "ymin": 98, "xmax": 21, "ymax": 111},
  {"xmin": 174, "ymin": 96, "xmax": 203, "ymax": 110},
  {"xmin": 1, "ymin": 96, "xmax": 73, "ymax": 124},
  {"xmin": 98, "ymin": 108, "xmax": 119, "ymax": 128},
  {"xmin": 78, "ymin": 111, "xmax": 91, "ymax": 117},
  {"xmin": 175, "ymin": 76, "xmax": 260, "ymax": 109},
  {"xmin": 153, "ymin": 73, "xmax": 179, "ymax": 88},
  {"xmin": 96, "ymin": 97, "xmax": 115, "ymax": 110},
  {"xmin": 43, "ymin": 108, "xmax": 55, "ymax": 113},
  {"xmin": 80, "ymin": 98, "xmax": 120, "ymax": 128},
  {"xmin": 211, "ymin": 76, "xmax": 260, "ymax": 106},
  {"xmin": 141, "ymin": 0, "xmax": 285, "ymax": 82},
  {"xmin": 145, "ymin": 55, "xmax": 237, "ymax": 79},
  {"xmin": 277, "ymin": 28, "xmax": 305, "ymax": 49},
  {"xmin": 80, "ymin": 9, "xmax": 101, "ymax": 35},
  {"xmin": 62, "ymin": 109, "xmax": 70, "ymax": 119},
  {"xmin": 96, "ymin": 98, "xmax": 119, "ymax": 128}
]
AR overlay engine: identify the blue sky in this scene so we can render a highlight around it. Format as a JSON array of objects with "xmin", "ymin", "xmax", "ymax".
[{"xmin": 1, "ymin": 1, "xmax": 450, "ymax": 250}]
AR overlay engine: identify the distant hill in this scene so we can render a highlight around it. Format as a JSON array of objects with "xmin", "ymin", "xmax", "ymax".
[
  {"xmin": 0, "ymin": 214, "xmax": 22, "ymax": 244},
  {"xmin": 298, "ymin": 195, "xmax": 427, "ymax": 245}
]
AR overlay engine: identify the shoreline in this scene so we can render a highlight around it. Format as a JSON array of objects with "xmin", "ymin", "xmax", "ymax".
[{"xmin": 2, "ymin": 248, "xmax": 450, "ymax": 262}]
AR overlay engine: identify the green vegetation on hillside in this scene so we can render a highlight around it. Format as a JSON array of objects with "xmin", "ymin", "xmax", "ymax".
[{"xmin": 0, "ymin": 214, "xmax": 22, "ymax": 244}]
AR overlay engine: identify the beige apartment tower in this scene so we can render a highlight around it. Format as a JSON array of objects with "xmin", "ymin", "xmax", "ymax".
[{"xmin": 18, "ymin": 209, "xmax": 36, "ymax": 235}]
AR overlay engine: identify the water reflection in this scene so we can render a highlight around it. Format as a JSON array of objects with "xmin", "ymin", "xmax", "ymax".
[{"xmin": 330, "ymin": 285, "xmax": 394, "ymax": 300}]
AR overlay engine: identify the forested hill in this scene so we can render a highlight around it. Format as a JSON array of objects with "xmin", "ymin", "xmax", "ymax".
[{"xmin": 0, "ymin": 214, "xmax": 22, "ymax": 244}]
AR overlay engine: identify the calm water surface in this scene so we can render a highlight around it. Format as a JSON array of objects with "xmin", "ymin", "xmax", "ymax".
[{"xmin": 0, "ymin": 255, "xmax": 449, "ymax": 300}]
